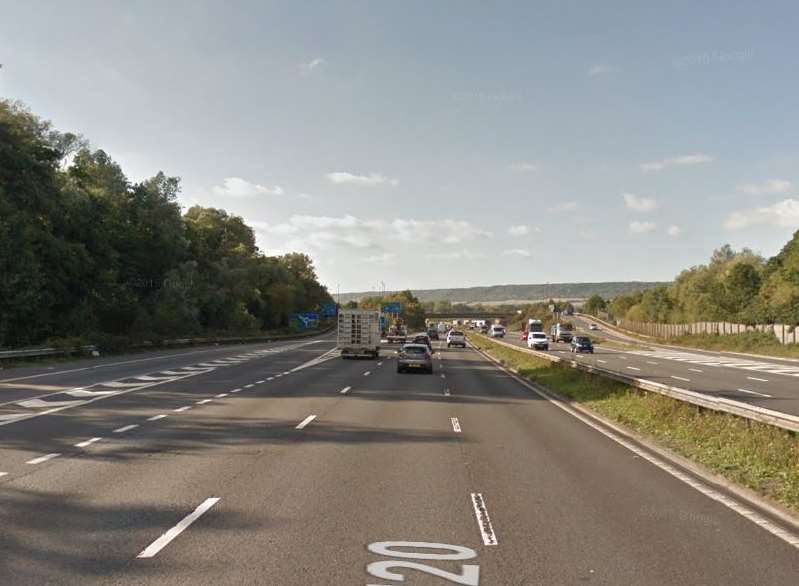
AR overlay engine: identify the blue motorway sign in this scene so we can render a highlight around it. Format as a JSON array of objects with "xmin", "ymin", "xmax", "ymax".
[
  {"xmin": 381, "ymin": 302, "xmax": 401, "ymax": 314},
  {"xmin": 320, "ymin": 303, "xmax": 337, "ymax": 317},
  {"xmin": 293, "ymin": 312, "xmax": 320, "ymax": 329}
]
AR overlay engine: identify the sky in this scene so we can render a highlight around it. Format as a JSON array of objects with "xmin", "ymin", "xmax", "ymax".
[{"xmin": 2, "ymin": 0, "xmax": 798, "ymax": 293}]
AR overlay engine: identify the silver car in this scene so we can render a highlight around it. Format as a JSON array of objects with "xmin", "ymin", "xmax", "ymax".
[{"xmin": 397, "ymin": 343, "xmax": 433, "ymax": 374}]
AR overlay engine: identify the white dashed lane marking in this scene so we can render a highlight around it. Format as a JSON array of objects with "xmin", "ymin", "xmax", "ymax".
[
  {"xmin": 147, "ymin": 414, "xmax": 167, "ymax": 422},
  {"xmin": 340, "ymin": 386, "xmax": 351, "ymax": 394},
  {"xmin": 137, "ymin": 497, "xmax": 221, "ymax": 559},
  {"xmin": 296, "ymin": 415, "xmax": 317, "ymax": 430},
  {"xmin": 196, "ymin": 399, "xmax": 212, "ymax": 405},
  {"xmin": 737, "ymin": 388, "xmax": 772, "ymax": 398},
  {"xmin": 451, "ymin": 417, "xmax": 461, "ymax": 433},
  {"xmin": 747, "ymin": 376, "xmax": 769, "ymax": 382},
  {"xmin": 114, "ymin": 424, "xmax": 139, "ymax": 433},
  {"xmin": 26, "ymin": 453, "xmax": 60, "ymax": 465},
  {"xmin": 215, "ymin": 393, "xmax": 229, "ymax": 398},
  {"xmin": 470, "ymin": 493, "xmax": 498, "ymax": 546},
  {"xmin": 173, "ymin": 406, "xmax": 192, "ymax": 413},
  {"xmin": 75, "ymin": 437, "xmax": 103, "ymax": 448}
]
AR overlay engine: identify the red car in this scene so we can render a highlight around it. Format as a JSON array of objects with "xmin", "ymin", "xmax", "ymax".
[{"xmin": 520, "ymin": 330, "xmax": 528, "ymax": 341}]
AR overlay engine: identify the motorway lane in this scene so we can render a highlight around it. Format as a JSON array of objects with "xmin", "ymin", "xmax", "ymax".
[
  {"xmin": 441, "ymin": 345, "xmax": 799, "ymax": 584},
  {"xmin": 498, "ymin": 330, "xmax": 799, "ymax": 417},
  {"xmin": 1, "ymin": 340, "xmax": 798, "ymax": 583},
  {"xmin": 0, "ymin": 337, "xmax": 333, "ymax": 406},
  {"xmin": 0, "ymin": 339, "xmax": 340, "ymax": 478}
]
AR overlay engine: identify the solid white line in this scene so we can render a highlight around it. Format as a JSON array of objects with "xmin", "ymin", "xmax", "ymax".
[
  {"xmin": 671, "ymin": 376, "xmax": 691, "ymax": 382},
  {"xmin": 137, "ymin": 497, "xmax": 220, "ymax": 559},
  {"xmin": 747, "ymin": 376, "xmax": 769, "ymax": 382},
  {"xmin": 451, "ymin": 417, "xmax": 462, "ymax": 433},
  {"xmin": 296, "ymin": 415, "xmax": 317, "ymax": 429},
  {"xmin": 340, "ymin": 386, "xmax": 351, "ymax": 394},
  {"xmin": 26, "ymin": 453, "xmax": 60, "ymax": 465},
  {"xmin": 215, "ymin": 393, "xmax": 228, "ymax": 398},
  {"xmin": 363, "ymin": 371, "xmax": 371, "ymax": 376},
  {"xmin": 197, "ymin": 399, "xmax": 213, "ymax": 404},
  {"xmin": 114, "ymin": 424, "xmax": 139, "ymax": 433},
  {"xmin": 147, "ymin": 414, "xmax": 167, "ymax": 421},
  {"xmin": 75, "ymin": 437, "xmax": 103, "ymax": 448},
  {"xmin": 173, "ymin": 406, "xmax": 192, "ymax": 413},
  {"xmin": 626, "ymin": 366, "xmax": 641, "ymax": 371},
  {"xmin": 738, "ymin": 388, "xmax": 772, "ymax": 398},
  {"xmin": 688, "ymin": 368, "xmax": 704, "ymax": 373},
  {"xmin": 470, "ymin": 493, "xmax": 498, "ymax": 546}
]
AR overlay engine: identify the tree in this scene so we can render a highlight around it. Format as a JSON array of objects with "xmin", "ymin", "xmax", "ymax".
[{"xmin": 583, "ymin": 295, "xmax": 606, "ymax": 315}]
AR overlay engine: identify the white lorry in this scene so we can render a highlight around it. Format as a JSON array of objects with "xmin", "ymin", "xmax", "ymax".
[
  {"xmin": 338, "ymin": 309, "xmax": 381, "ymax": 359},
  {"xmin": 527, "ymin": 319, "xmax": 544, "ymax": 333}
]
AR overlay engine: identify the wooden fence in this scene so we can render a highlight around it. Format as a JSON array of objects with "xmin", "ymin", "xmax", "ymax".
[{"xmin": 616, "ymin": 319, "xmax": 798, "ymax": 345}]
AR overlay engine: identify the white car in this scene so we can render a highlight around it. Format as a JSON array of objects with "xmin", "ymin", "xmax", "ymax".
[
  {"xmin": 589, "ymin": 323, "xmax": 599, "ymax": 331},
  {"xmin": 489, "ymin": 324, "xmax": 506, "ymax": 338},
  {"xmin": 527, "ymin": 331, "xmax": 549, "ymax": 350},
  {"xmin": 446, "ymin": 330, "xmax": 466, "ymax": 348}
]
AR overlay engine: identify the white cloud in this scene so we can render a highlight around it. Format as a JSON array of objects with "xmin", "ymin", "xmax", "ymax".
[
  {"xmin": 508, "ymin": 225, "xmax": 529, "ymax": 236},
  {"xmin": 724, "ymin": 198, "xmax": 799, "ymax": 230},
  {"xmin": 362, "ymin": 252, "xmax": 397, "ymax": 264},
  {"xmin": 588, "ymin": 64, "xmax": 616, "ymax": 76},
  {"xmin": 212, "ymin": 177, "xmax": 283, "ymax": 197},
  {"xmin": 629, "ymin": 221, "xmax": 657, "ymax": 234},
  {"xmin": 622, "ymin": 192, "xmax": 657, "ymax": 212},
  {"xmin": 257, "ymin": 214, "xmax": 493, "ymax": 254},
  {"xmin": 666, "ymin": 224, "xmax": 682, "ymax": 237},
  {"xmin": 502, "ymin": 248, "xmax": 531, "ymax": 257},
  {"xmin": 548, "ymin": 201, "xmax": 578, "ymax": 212},
  {"xmin": 325, "ymin": 171, "xmax": 399, "ymax": 187},
  {"xmin": 425, "ymin": 250, "xmax": 487, "ymax": 261},
  {"xmin": 507, "ymin": 161, "xmax": 536, "ymax": 172},
  {"xmin": 736, "ymin": 179, "xmax": 792, "ymax": 196},
  {"xmin": 640, "ymin": 153, "xmax": 713, "ymax": 172},
  {"xmin": 299, "ymin": 57, "xmax": 326, "ymax": 75}
]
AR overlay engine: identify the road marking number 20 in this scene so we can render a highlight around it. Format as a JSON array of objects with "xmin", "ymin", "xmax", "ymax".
[{"xmin": 366, "ymin": 541, "xmax": 480, "ymax": 585}]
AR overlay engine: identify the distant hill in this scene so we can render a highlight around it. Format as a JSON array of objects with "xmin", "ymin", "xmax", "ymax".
[{"xmin": 338, "ymin": 282, "xmax": 668, "ymax": 304}]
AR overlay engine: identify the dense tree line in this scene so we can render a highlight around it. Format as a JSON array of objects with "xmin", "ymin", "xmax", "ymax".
[
  {"xmin": 0, "ymin": 100, "xmax": 332, "ymax": 348},
  {"xmin": 589, "ymin": 238, "xmax": 799, "ymax": 326},
  {"xmin": 355, "ymin": 290, "xmax": 427, "ymax": 328}
]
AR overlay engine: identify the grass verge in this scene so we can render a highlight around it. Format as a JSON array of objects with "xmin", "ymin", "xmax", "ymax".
[{"xmin": 471, "ymin": 334, "xmax": 799, "ymax": 516}]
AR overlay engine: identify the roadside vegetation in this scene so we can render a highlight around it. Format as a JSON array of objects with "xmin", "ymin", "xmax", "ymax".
[
  {"xmin": 472, "ymin": 334, "xmax": 799, "ymax": 515},
  {"xmin": 0, "ymin": 100, "xmax": 332, "ymax": 350},
  {"xmin": 583, "ymin": 240, "xmax": 799, "ymax": 328},
  {"xmin": 663, "ymin": 331, "xmax": 799, "ymax": 359}
]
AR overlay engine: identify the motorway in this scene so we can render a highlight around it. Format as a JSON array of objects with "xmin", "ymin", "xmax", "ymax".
[
  {"xmin": 1, "ymin": 334, "xmax": 799, "ymax": 584},
  {"xmin": 499, "ymin": 315, "xmax": 799, "ymax": 418}
]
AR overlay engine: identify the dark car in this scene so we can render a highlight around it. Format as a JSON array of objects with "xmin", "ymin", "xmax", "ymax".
[
  {"xmin": 570, "ymin": 336, "xmax": 594, "ymax": 353},
  {"xmin": 411, "ymin": 333, "xmax": 433, "ymax": 352},
  {"xmin": 397, "ymin": 343, "xmax": 433, "ymax": 373},
  {"xmin": 427, "ymin": 328, "xmax": 439, "ymax": 340}
]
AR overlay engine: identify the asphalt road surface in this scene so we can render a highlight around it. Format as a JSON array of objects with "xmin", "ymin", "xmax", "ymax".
[
  {"xmin": 1, "ymin": 334, "xmax": 798, "ymax": 584},
  {"xmin": 500, "ymin": 316, "xmax": 799, "ymax": 418}
]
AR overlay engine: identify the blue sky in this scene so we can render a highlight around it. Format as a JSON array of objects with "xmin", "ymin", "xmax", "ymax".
[{"xmin": 2, "ymin": 1, "xmax": 798, "ymax": 292}]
